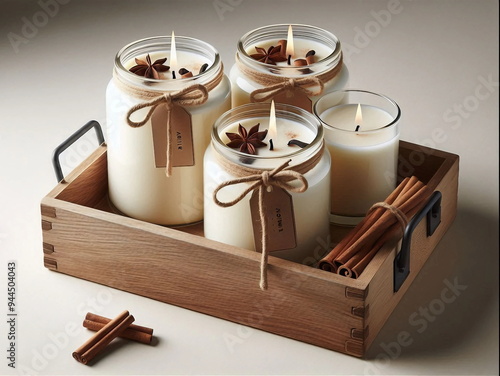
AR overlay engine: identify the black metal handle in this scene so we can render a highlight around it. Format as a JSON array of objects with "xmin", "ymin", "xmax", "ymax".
[
  {"xmin": 394, "ymin": 190, "xmax": 442, "ymax": 292},
  {"xmin": 52, "ymin": 120, "xmax": 105, "ymax": 182}
]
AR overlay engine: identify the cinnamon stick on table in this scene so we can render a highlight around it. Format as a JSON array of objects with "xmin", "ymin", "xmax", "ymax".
[
  {"xmin": 83, "ymin": 312, "xmax": 153, "ymax": 344},
  {"xmin": 73, "ymin": 310, "xmax": 135, "ymax": 365}
]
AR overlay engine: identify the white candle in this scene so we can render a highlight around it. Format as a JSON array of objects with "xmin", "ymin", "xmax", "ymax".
[
  {"xmin": 106, "ymin": 36, "xmax": 231, "ymax": 226},
  {"xmin": 204, "ymin": 103, "xmax": 331, "ymax": 265},
  {"xmin": 229, "ymin": 24, "xmax": 349, "ymax": 111},
  {"xmin": 314, "ymin": 90, "xmax": 401, "ymax": 224}
]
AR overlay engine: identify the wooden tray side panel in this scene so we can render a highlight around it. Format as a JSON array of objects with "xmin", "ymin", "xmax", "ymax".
[
  {"xmin": 398, "ymin": 141, "xmax": 457, "ymax": 191},
  {"xmin": 364, "ymin": 152, "xmax": 459, "ymax": 349},
  {"xmin": 41, "ymin": 199, "xmax": 367, "ymax": 356},
  {"xmin": 48, "ymin": 146, "xmax": 108, "ymax": 208}
]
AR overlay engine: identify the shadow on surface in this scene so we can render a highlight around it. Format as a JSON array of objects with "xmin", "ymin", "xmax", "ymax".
[{"xmin": 365, "ymin": 204, "xmax": 499, "ymax": 360}]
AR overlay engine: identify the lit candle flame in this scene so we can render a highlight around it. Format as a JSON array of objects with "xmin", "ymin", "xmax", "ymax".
[
  {"xmin": 355, "ymin": 103, "xmax": 363, "ymax": 130},
  {"xmin": 268, "ymin": 100, "xmax": 277, "ymax": 149},
  {"xmin": 170, "ymin": 31, "xmax": 177, "ymax": 77},
  {"xmin": 286, "ymin": 25, "xmax": 294, "ymax": 58}
]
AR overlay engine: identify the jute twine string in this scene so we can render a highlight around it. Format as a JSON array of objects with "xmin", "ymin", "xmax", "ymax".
[
  {"xmin": 236, "ymin": 53, "xmax": 343, "ymax": 103},
  {"xmin": 251, "ymin": 77, "xmax": 324, "ymax": 103},
  {"xmin": 213, "ymin": 144, "xmax": 324, "ymax": 290},
  {"xmin": 113, "ymin": 65, "xmax": 224, "ymax": 176},
  {"xmin": 368, "ymin": 202, "xmax": 409, "ymax": 235}
]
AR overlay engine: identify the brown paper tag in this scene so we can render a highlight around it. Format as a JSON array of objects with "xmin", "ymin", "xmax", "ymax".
[
  {"xmin": 150, "ymin": 103, "xmax": 195, "ymax": 168},
  {"xmin": 273, "ymin": 88, "xmax": 312, "ymax": 112},
  {"xmin": 250, "ymin": 187, "xmax": 297, "ymax": 253}
]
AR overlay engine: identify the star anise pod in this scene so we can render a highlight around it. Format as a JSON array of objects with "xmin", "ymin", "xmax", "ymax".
[
  {"xmin": 226, "ymin": 123, "xmax": 268, "ymax": 155},
  {"xmin": 250, "ymin": 45, "xmax": 287, "ymax": 65},
  {"xmin": 129, "ymin": 54, "xmax": 170, "ymax": 79}
]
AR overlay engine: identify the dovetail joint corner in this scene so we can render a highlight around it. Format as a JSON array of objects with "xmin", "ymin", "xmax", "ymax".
[
  {"xmin": 42, "ymin": 220, "xmax": 52, "ymax": 231},
  {"xmin": 351, "ymin": 304, "xmax": 369, "ymax": 319},
  {"xmin": 351, "ymin": 326, "xmax": 369, "ymax": 340},
  {"xmin": 44, "ymin": 257, "xmax": 57, "ymax": 270},
  {"xmin": 41, "ymin": 204, "xmax": 56, "ymax": 218},
  {"xmin": 43, "ymin": 242, "xmax": 54, "ymax": 254},
  {"xmin": 344, "ymin": 339, "xmax": 364, "ymax": 357},
  {"xmin": 345, "ymin": 286, "xmax": 367, "ymax": 300}
]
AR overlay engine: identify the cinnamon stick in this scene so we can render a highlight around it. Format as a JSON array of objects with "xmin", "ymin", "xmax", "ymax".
[
  {"xmin": 337, "ymin": 265, "xmax": 353, "ymax": 278},
  {"xmin": 337, "ymin": 183, "xmax": 429, "ymax": 267},
  {"xmin": 319, "ymin": 176, "xmax": 432, "ymax": 279},
  {"xmin": 318, "ymin": 177, "xmax": 412, "ymax": 271},
  {"xmin": 73, "ymin": 310, "xmax": 135, "ymax": 365},
  {"xmin": 340, "ymin": 177, "xmax": 412, "ymax": 251},
  {"xmin": 83, "ymin": 312, "xmax": 153, "ymax": 344},
  {"xmin": 338, "ymin": 179, "xmax": 425, "ymax": 262},
  {"xmin": 339, "ymin": 240, "xmax": 374, "ymax": 275},
  {"xmin": 318, "ymin": 261, "xmax": 337, "ymax": 272},
  {"xmin": 349, "ymin": 192, "xmax": 430, "ymax": 278}
]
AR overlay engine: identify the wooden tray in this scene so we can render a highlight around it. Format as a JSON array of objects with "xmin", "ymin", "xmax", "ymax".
[{"xmin": 41, "ymin": 125, "xmax": 459, "ymax": 358}]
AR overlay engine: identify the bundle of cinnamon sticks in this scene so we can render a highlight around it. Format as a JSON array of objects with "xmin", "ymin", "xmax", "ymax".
[{"xmin": 319, "ymin": 176, "xmax": 432, "ymax": 278}]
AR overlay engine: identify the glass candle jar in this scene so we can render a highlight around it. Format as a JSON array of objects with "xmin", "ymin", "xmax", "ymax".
[
  {"xmin": 229, "ymin": 24, "xmax": 349, "ymax": 112},
  {"xmin": 314, "ymin": 90, "xmax": 401, "ymax": 225},
  {"xmin": 204, "ymin": 103, "xmax": 331, "ymax": 268},
  {"xmin": 106, "ymin": 36, "xmax": 231, "ymax": 226}
]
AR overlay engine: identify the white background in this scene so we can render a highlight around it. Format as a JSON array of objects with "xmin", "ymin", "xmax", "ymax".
[{"xmin": 0, "ymin": 0, "xmax": 498, "ymax": 374}]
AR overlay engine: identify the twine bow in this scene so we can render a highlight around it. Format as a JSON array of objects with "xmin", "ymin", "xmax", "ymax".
[
  {"xmin": 213, "ymin": 159, "xmax": 308, "ymax": 290},
  {"xmin": 250, "ymin": 77, "xmax": 324, "ymax": 104},
  {"xmin": 126, "ymin": 84, "xmax": 209, "ymax": 176}
]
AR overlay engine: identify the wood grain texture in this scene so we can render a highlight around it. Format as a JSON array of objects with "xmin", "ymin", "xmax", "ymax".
[
  {"xmin": 41, "ymin": 197, "xmax": 364, "ymax": 354},
  {"xmin": 40, "ymin": 141, "xmax": 459, "ymax": 357},
  {"xmin": 44, "ymin": 145, "xmax": 108, "ymax": 207}
]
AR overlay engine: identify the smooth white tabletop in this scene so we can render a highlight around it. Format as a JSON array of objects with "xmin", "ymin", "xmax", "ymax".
[{"xmin": 1, "ymin": 0, "xmax": 498, "ymax": 374}]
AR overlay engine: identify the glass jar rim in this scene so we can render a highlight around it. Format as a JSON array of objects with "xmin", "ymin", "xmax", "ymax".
[
  {"xmin": 313, "ymin": 89, "xmax": 401, "ymax": 133},
  {"xmin": 212, "ymin": 102, "xmax": 324, "ymax": 161},
  {"xmin": 114, "ymin": 35, "xmax": 221, "ymax": 85},
  {"xmin": 237, "ymin": 23, "xmax": 342, "ymax": 74}
]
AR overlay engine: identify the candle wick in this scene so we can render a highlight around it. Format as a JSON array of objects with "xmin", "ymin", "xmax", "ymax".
[
  {"xmin": 355, "ymin": 125, "xmax": 360, "ymax": 132},
  {"xmin": 269, "ymin": 139, "xmax": 274, "ymax": 151},
  {"xmin": 287, "ymin": 55, "xmax": 291, "ymax": 65},
  {"xmin": 172, "ymin": 71, "xmax": 176, "ymax": 79},
  {"xmin": 287, "ymin": 139, "xmax": 309, "ymax": 148}
]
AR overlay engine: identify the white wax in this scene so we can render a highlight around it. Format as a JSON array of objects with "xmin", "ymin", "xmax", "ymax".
[
  {"xmin": 320, "ymin": 104, "xmax": 399, "ymax": 219},
  {"xmin": 106, "ymin": 54, "xmax": 231, "ymax": 225},
  {"xmin": 204, "ymin": 118, "xmax": 331, "ymax": 265}
]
